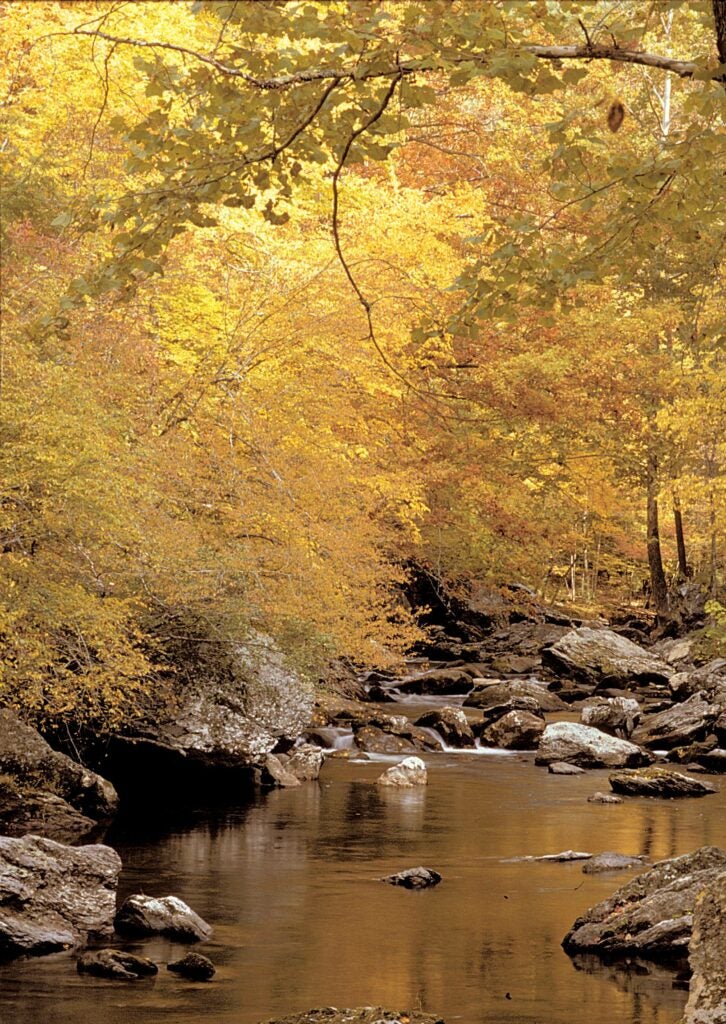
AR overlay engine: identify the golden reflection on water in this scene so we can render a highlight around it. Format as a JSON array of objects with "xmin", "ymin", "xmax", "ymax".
[{"xmin": 0, "ymin": 752, "xmax": 723, "ymax": 1024}]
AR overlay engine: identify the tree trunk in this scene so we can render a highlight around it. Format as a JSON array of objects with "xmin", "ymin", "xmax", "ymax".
[
  {"xmin": 647, "ymin": 452, "xmax": 670, "ymax": 620},
  {"xmin": 673, "ymin": 492, "xmax": 689, "ymax": 580}
]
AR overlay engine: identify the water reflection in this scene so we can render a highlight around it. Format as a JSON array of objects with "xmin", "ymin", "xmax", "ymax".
[{"xmin": 0, "ymin": 752, "xmax": 724, "ymax": 1024}]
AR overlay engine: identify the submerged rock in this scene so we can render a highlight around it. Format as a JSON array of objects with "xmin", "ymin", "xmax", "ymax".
[
  {"xmin": 543, "ymin": 627, "xmax": 671, "ymax": 686},
  {"xmin": 376, "ymin": 757, "xmax": 427, "ymax": 788},
  {"xmin": 587, "ymin": 792, "xmax": 623, "ymax": 804},
  {"xmin": 114, "ymin": 894, "xmax": 212, "ymax": 942},
  {"xmin": 480, "ymin": 710, "xmax": 544, "ymax": 750},
  {"xmin": 581, "ymin": 852, "xmax": 647, "ymax": 874},
  {"xmin": 0, "ymin": 710, "xmax": 118, "ymax": 843},
  {"xmin": 506, "ymin": 850, "xmax": 592, "ymax": 863},
  {"xmin": 562, "ymin": 846, "xmax": 726, "ymax": 963},
  {"xmin": 548, "ymin": 762, "xmax": 586, "ymax": 775},
  {"xmin": 683, "ymin": 870, "xmax": 726, "ymax": 1023},
  {"xmin": 167, "ymin": 952, "xmax": 216, "ymax": 980},
  {"xmin": 535, "ymin": 722, "xmax": 651, "ymax": 769},
  {"xmin": 0, "ymin": 834, "xmax": 121, "ymax": 959},
  {"xmin": 260, "ymin": 1009, "xmax": 445, "ymax": 1024},
  {"xmin": 608, "ymin": 767, "xmax": 718, "ymax": 799},
  {"xmin": 77, "ymin": 949, "xmax": 158, "ymax": 980},
  {"xmin": 381, "ymin": 867, "xmax": 442, "ymax": 889}
]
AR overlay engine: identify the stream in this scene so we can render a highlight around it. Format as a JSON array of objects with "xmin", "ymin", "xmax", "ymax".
[{"xmin": 1, "ymin": 689, "xmax": 725, "ymax": 1024}]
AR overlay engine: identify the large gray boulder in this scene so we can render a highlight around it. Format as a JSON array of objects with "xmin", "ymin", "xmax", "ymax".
[
  {"xmin": 562, "ymin": 846, "xmax": 726, "ymax": 962},
  {"xmin": 683, "ymin": 871, "xmax": 726, "ymax": 1023},
  {"xmin": 113, "ymin": 632, "xmax": 314, "ymax": 772},
  {"xmin": 0, "ymin": 710, "xmax": 117, "ymax": 842},
  {"xmin": 632, "ymin": 694, "xmax": 721, "ymax": 750},
  {"xmin": 609, "ymin": 767, "xmax": 718, "ymax": 799},
  {"xmin": 535, "ymin": 722, "xmax": 651, "ymax": 769},
  {"xmin": 464, "ymin": 678, "xmax": 567, "ymax": 712},
  {"xmin": 0, "ymin": 834, "xmax": 121, "ymax": 959},
  {"xmin": 543, "ymin": 627, "xmax": 671, "ymax": 686}
]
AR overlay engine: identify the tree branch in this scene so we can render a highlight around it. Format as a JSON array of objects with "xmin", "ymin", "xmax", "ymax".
[{"xmin": 66, "ymin": 27, "xmax": 707, "ymax": 87}]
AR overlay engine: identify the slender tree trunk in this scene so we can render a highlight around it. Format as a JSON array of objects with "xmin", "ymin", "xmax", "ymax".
[
  {"xmin": 672, "ymin": 491, "xmax": 689, "ymax": 580},
  {"xmin": 647, "ymin": 452, "xmax": 670, "ymax": 619}
]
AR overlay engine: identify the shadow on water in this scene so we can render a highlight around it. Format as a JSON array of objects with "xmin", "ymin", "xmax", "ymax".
[{"xmin": 0, "ymin": 749, "xmax": 724, "ymax": 1024}]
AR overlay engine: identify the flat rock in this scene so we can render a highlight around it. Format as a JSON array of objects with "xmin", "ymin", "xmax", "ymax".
[
  {"xmin": 505, "ymin": 850, "xmax": 592, "ymax": 863},
  {"xmin": 535, "ymin": 722, "xmax": 651, "ymax": 769},
  {"xmin": 609, "ymin": 767, "xmax": 718, "ymax": 799},
  {"xmin": 376, "ymin": 757, "xmax": 427, "ymax": 788},
  {"xmin": 480, "ymin": 710, "xmax": 544, "ymax": 750},
  {"xmin": 114, "ymin": 894, "xmax": 212, "ymax": 942},
  {"xmin": 581, "ymin": 852, "xmax": 648, "ymax": 874},
  {"xmin": 632, "ymin": 694, "xmax": 721, "ymax": 750},
  {"xmin": 683, "ymin": 870, "xmax": 726, "ymax": 1023},
  {"xmin": 381, "ymin": 867, "xmax": 442, "ymax": 889},
  {"xmin": 562, "ymin": 846, "xmax": 726, "ymax": 962},
  {"xmin": 0, "ymin": 834, "xmax": 121, "ymax": 959},
  {"xmin": 167, "ymin": 952, "xmax": 216, "ymax": 980},
  {"xmin": 549, "ymin": 762, "xmax": 586, "ymax": 775},
  {"xmin": 464, "ymin": 679, "xmax": 567, "ymax": 712},
  {"xmin": 543, "ymin": 627, "xmax": 671, "ymax": 686},
  {"xmin": 77, "ymin": 949, "xmax": 158, "ymax": 980}
]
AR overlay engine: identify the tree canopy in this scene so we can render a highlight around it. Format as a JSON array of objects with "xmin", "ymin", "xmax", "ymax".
[{"xmin": 1, "ymin": 0, "xmax": 724, "ymax": 728}]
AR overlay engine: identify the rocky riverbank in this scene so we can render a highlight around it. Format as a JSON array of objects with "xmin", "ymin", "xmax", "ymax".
[{"xmin": 1, "ymin": 590, "xmax": 724, "ymax": 1019}]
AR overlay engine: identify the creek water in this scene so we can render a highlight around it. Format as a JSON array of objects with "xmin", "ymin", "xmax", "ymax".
[{"xmin": 1, "ymin": 700, "xmax": 725, "ymax": 1024}]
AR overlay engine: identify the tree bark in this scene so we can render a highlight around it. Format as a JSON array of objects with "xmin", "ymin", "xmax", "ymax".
[
  {"xmin": 673, "ymin": 492, "xmax": 689, "ymax": 580},
  {"xmin": 647, "ymin": 452, "xmax": 670, "ymax": 620}
]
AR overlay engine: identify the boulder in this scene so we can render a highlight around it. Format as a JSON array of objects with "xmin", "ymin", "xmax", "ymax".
[
  {"xmin": 543, "ymin": 627, "xmax": 671, "ymax": 686},
  {"xmin": 562, "ymin": 846, "xmax": 726, "ymax": 962},
  {"xmin": 480, "ymin": 710, "xmax": 544, "ymax": 750},
  {"xmin": 632, "ymin": 694, "xmax": 721, "ymax": 750},
  {"xmin": 535, "ymin": 722, "xmax": 651, "ymax": 769},
  {"xmin": 608, "ymin": 767, "xmax": 718, "ymax": 799},
  {"xmin": 683, "ymin": 871, "xmax": 726, "ymax": 1023},
  {"xmin": 256, "ymin": 754, "xmax": 302, "ymax": 789},
  {"xmin": 167, "ymin": 952, "xmax": 216, "ymax": 980},
  {"xmin": 549, "ymin": 762, "xmax": 586, "ymax": 775},
  {"xmin": 414, "ymin": 707, "xmax": 474, "ymax": 748},
  {"xmin": 0, "ymin": 710, "xmax": 117, "ymax": 842},
  {"xmin": 354, "ymin": 727, "xmax": 428, "ymax": 755},
  {"xmin": 261, "ymin": 1009, "xmax": 445, "ymax": 1024},
  {"xmin": 376, "ymin": 757, "xmax": 427, "ymax": 788},
  {"xmin": 77, "ymin": 949, "xmax": 158, "ymax": 980},
  {"xmin": 394, "ymin": 669, "xmax": 473, "ymax": 696},
  {"xmin": 283, "ymin": 744, "xmax": 325, "ymax": 782},
  {"xmin": 0, "ymin": 834, "xmax": 121, "ymax": 959},
  {"xmin": 580, "ymin": 696, "xmax": 641, "ymax": 738},
  {"xmin": 581, "ymin": 852, "xmax": 648, "ymax": 874},
  {"xmin": 464, "ymin": 679, "xmax": 567, "ymax": 712},
  {"xmin": 114, "ymin": 894, "xmax": 212, "ymax": 942},
  {"xmin": 107, "ymin": 631, "xmax": 314, "ymax": 777},
  {"xmin": 477, "ymin": 695, "xmax": 545, "ymax": 727},
  {"xmin": 381, "ymin": 867, "xmax": 442, "ymax": 889}
]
